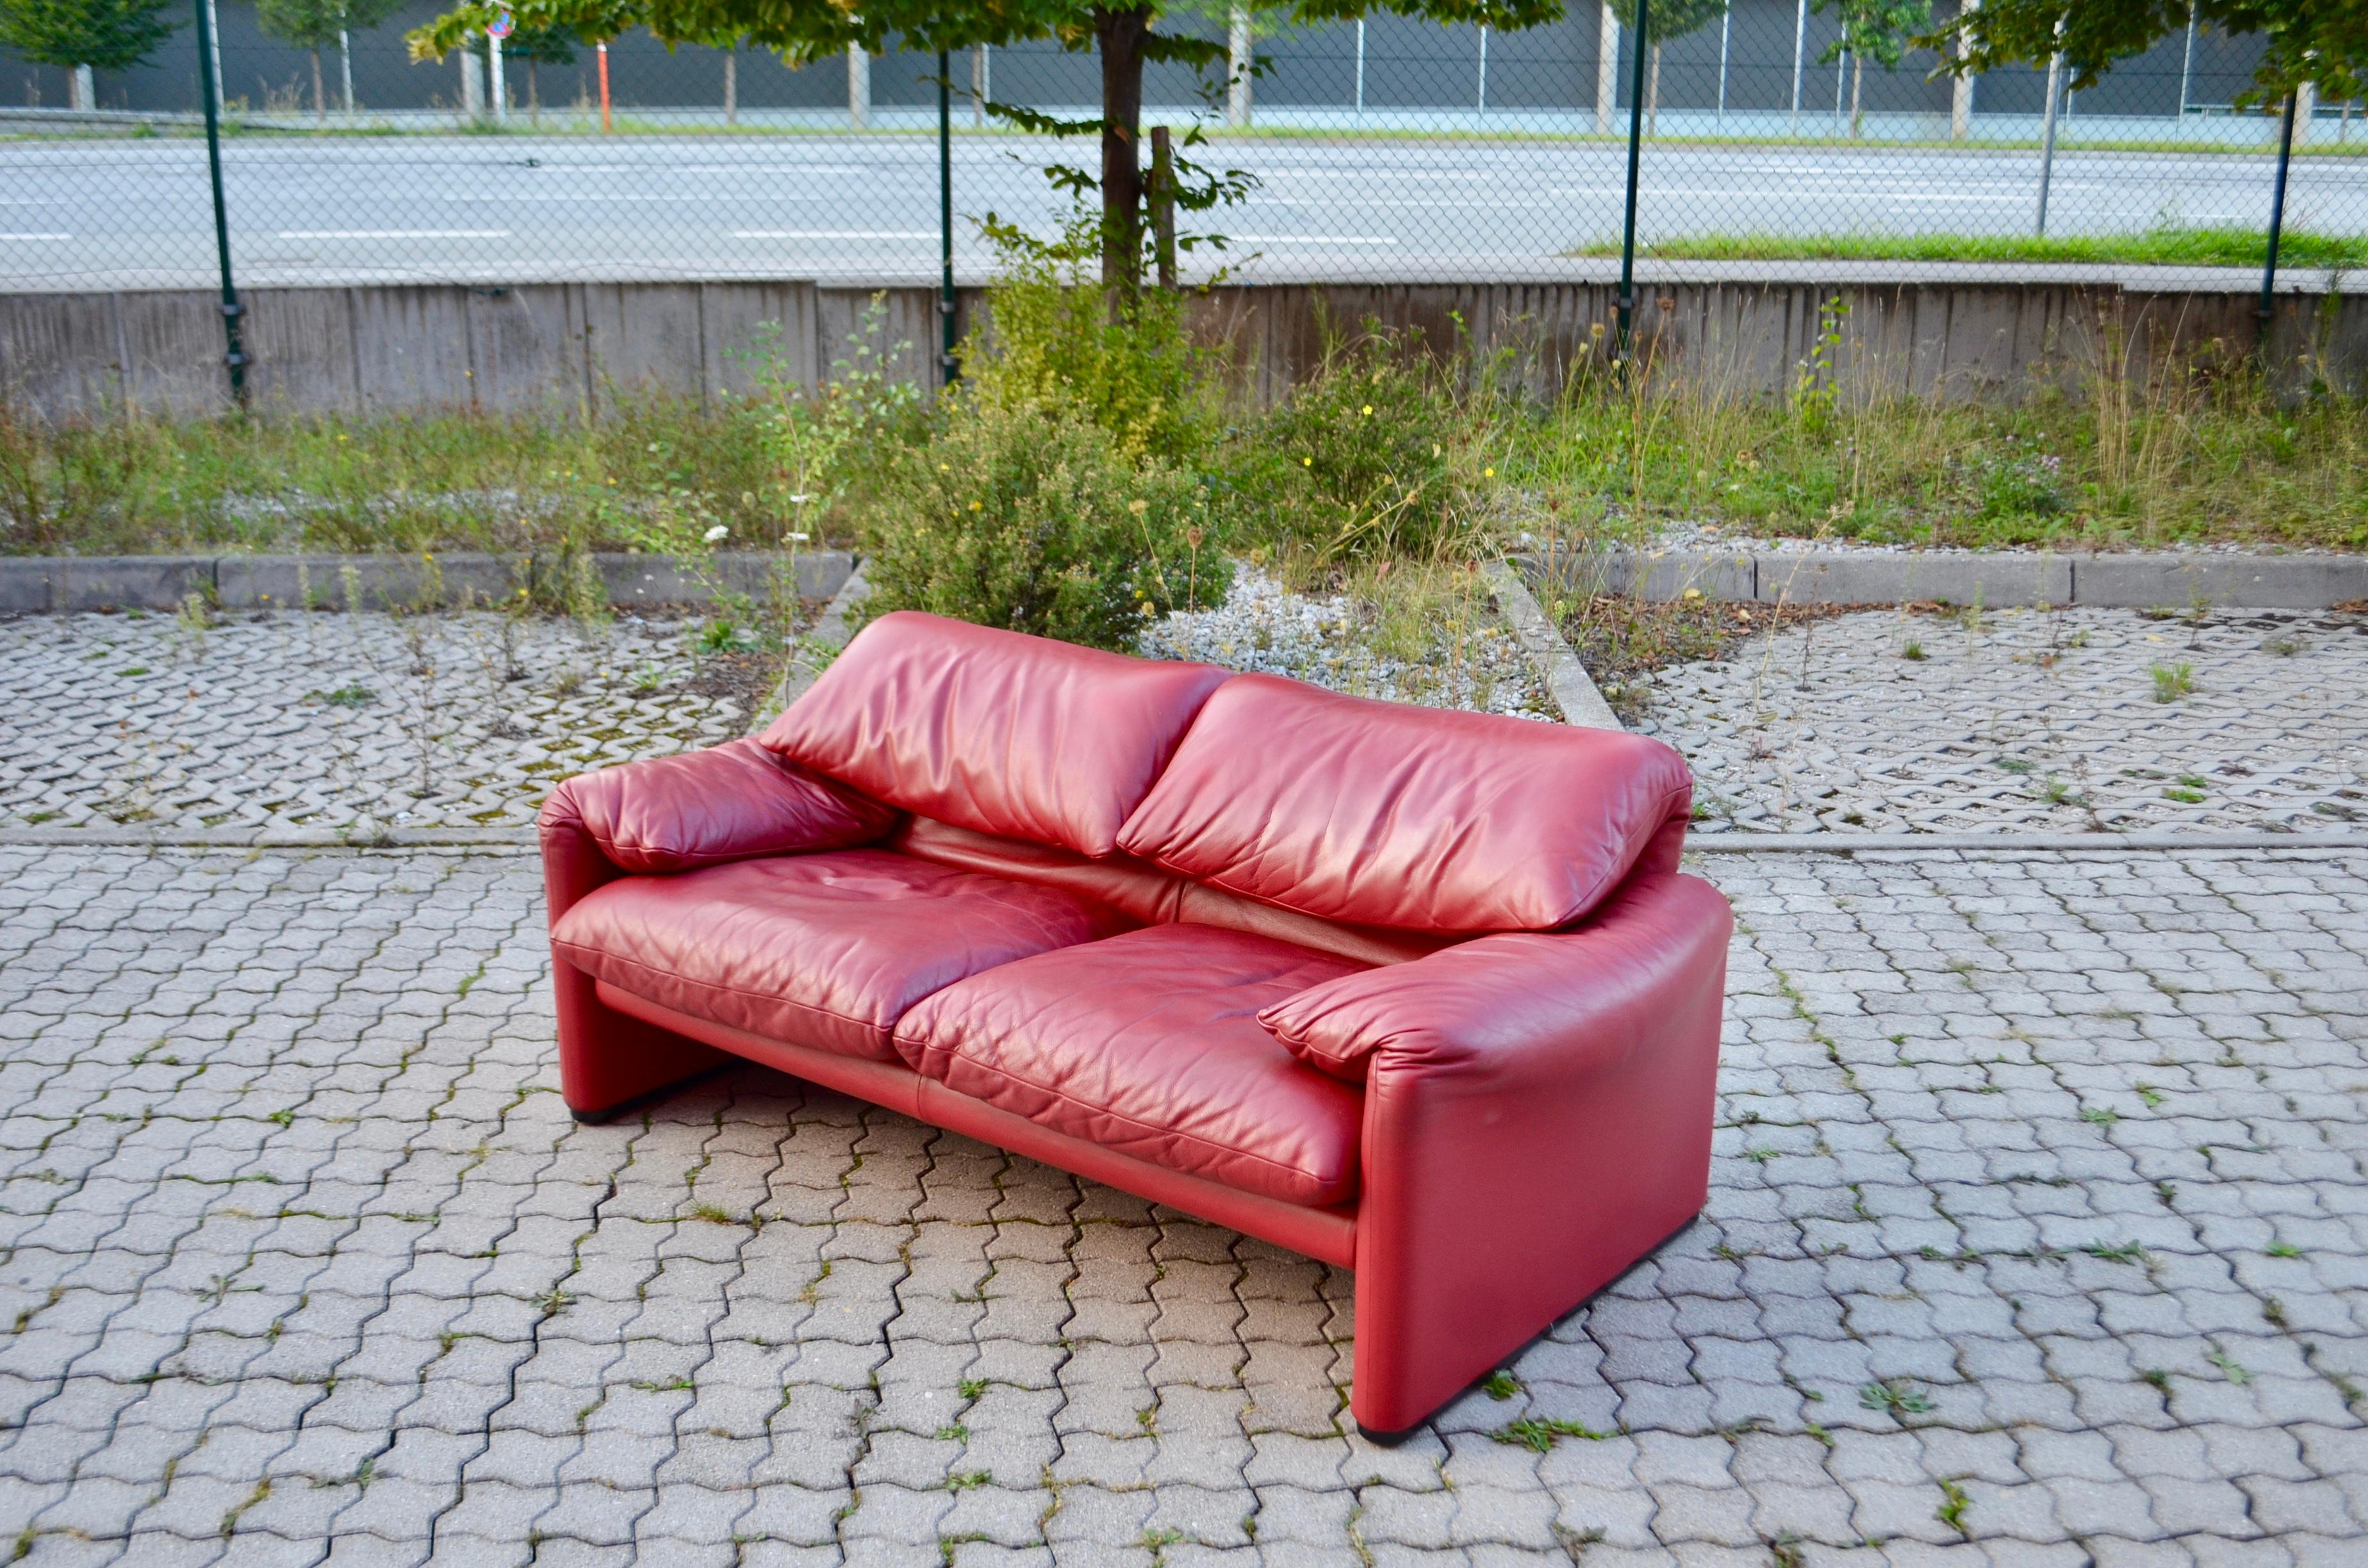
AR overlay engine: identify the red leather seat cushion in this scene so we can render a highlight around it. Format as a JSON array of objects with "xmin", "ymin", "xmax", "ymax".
[
  {"xmin": 550, "ymin": 851, "xmax": 1133, "ymax": 1063},
  {"xmin": 757, "ymin": 610, "xmax": 1231, "ymax": 858},
  {"xmin": 893, "ymin": 924, "xmax": 1369, "ymax": 1207},
  {"xmin": 1118, "ymin": 673, "xmax": 1695, "ymax": 932}
]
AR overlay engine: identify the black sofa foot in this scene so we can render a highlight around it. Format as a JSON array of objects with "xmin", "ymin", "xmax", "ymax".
[
  {"xmin": 1356, "ymin": 1422, "xmax": 1422, "ymax": 1447},
  {"xmin": 566, "ymin": 1064, "xmax": 729, "ymax": 1125}
]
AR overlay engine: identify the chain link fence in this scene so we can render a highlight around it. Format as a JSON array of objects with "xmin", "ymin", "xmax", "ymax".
[{"xmin": 3, "ymin": 0, "xmax": 2362, "ymax": 295}]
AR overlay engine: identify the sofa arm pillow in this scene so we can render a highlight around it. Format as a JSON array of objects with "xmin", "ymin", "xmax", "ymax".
[
  {"xmin": 757, "ymin": 610, "xmax": 1230, "ymax": 858},
  {"xmin": 539, "ymin": 737, "xmax": 898, "ymax": 875},
  {"xmin": 1257, "ymin": 874, "xmax": 1734, "ymax": 1084},
  {"xmin": 1118, "ymin": 673, "xmax": 1694, "ymax": 932}
]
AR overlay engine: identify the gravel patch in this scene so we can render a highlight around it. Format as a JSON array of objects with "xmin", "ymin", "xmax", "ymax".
[{"xmin": 1142, "ymin": 567, "xmax": 1553, "ymax": 719}]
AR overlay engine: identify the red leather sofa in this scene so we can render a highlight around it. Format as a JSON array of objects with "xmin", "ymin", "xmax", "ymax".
[{"xmin": 538, "ymin": 610, "xmax": 1732, "ymax": 1437}]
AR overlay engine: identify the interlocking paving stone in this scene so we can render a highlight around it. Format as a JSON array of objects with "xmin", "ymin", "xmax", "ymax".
[
  {"xmin": 1638, "ymin": 605, "xmax": 2368, "ymax": 835},
  {"xmin": 1, "ymin": 843, "xmax": 2362, "ymax": 1563},
  {"xmin": 0, "ymin": 611, "xmax": 771, "ymax": 834}
]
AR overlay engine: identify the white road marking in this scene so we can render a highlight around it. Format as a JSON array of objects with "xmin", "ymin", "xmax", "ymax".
[{"xmin": 277, "ymin": 229, "xmax": 512, "ymax": 239}]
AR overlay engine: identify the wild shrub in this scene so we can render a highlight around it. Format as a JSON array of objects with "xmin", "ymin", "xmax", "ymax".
[
  {"xmin": 960, "ymin": 233, "xmax": 1217, "ymax": 467},
  {"xmin": 860, "ymin": 396, "xmax": 1229, "ymax": 651},
  {"xmin": 1241, "ymin": 326, "xmax": 1471, "ymax": 565}
]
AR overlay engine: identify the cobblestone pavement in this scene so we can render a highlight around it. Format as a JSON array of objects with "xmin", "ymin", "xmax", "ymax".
[
  {"xmin": 16, "ymin": 602, "xmax": 2365, "ymax": 842},
  {"xmin": 1635, "ymin": 607, "xmax": 2368, "ymax": 837},
  {"xmin": 3, "ymin": 842, "xmax": 2364, "ymax": 1565},
  {"xmin": 0, "ymin": 612, "xmax": 775, "ymax": 835},
  {"xmin": 0, "ymin": 590, "xmax": 1551, "ymax": 839}
]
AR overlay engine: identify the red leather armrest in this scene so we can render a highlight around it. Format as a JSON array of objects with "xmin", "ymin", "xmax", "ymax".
[
  {"xmin": 1259, "ymin": 872, "xmax": 1734, "ymax": 1433},
  {"xmin": 536, "ymin": 737, "xmax": 898, "ymax": 883},
  {"xmin": 1258, "ymin": 872, "xmax": 1732, "ymax": 1086}
]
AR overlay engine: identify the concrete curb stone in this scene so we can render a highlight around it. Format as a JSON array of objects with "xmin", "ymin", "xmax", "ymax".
[
  {"xmin": 1524, "ymin": 548, "xmax": 2368, "ymax": 611},
  {"xmin": 1481, "ymin": 560, "xmax": 1623, "ymax": 730},
  {"xmin": 0, "ymin": 549, "xmax": 855, "ymax": 614}
]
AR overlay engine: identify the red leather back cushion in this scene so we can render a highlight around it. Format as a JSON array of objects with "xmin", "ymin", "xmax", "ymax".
[
  {"xmin": 1117, "ymin": 674, "xmax": 1695, "ymax": 932},
  {"xmin": 759, "ymin": 611, "xmax": 1231, "ymax": 858}
]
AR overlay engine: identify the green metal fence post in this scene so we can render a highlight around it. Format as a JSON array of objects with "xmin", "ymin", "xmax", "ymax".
[
  {"xmin": 193, "ymin": 0, "xmax": 247, "ymax": 408},
  {"xmin": 938, "ymin": 48, "xmax": 960, "ymax": 389},
  {"xmin": 1614, "ymin": 0, "xmax": 1648, "ymax": 376},
  {"xmin": 2259, "ymin": 90, "xmax": 2298, "ymax": 369}
]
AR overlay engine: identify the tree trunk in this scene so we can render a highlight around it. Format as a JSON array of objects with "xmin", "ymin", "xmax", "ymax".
[
  {"xmin": 724, "ymin": 51, "xmax": 736, "ymax": 126},
  {"xmin": 69, "ymin": 63, "xmax": 92, "ymax": 110},
  {"xmin": 528, "ymin": 58, "xmax": 539, "ymax": 124},
  {"xmin": 1096, "ymin": 6, "xmax": 1149, "ymax": 293},
  {"xmin": 311, "ymin": 46, "xmax": 326, "ymax": 122},
  {"xmin": 1850, "ymin": 53, "xmax": 1863, "ymax": 137},
  {"xmin": 1648, "ymin": 43, "xmax": 1660, "ymax": 137}
]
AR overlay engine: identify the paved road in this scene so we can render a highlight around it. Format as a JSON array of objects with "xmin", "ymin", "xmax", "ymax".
[{"xmin": 5, "ymin": 133, "xmax": 2364, "ymax": 289}]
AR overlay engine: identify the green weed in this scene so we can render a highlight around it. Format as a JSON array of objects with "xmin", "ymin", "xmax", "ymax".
[
  {"xmin": 1489, "ymin": 1416, "xmax": 1610, "ymax": 1451},
  {"xmin": 1859, "ymin": 1380, "xmax": 1935, "ymax": 1417}
]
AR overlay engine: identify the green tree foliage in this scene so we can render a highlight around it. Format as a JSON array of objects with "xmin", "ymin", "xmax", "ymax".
[
  {"xmin": 1643, "ymin": 0, "xmax": 1723, "ymax": 47},
  {"xmin": 1813, "ymin": 0, "xmax": 1929, "ymax": 135},
  {"xmin": 415, "ymin": 0, "xmax": 1569, "ymax": 288},
  {"xmin": 1921, "ymin": 0, "xmax": 2362, "ymax": 104},
  {"xmin": 0, "ymin": 0, "xmax": 177, "ymax": 74}
]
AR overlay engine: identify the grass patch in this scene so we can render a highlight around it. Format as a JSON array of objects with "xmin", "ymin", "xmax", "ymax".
[
  {"xmin": 0, "ymin": 386, "xmax": 816, "ymax": 557},
  {"xmin": 8, "ymin": 357, "xmax": 2367, "ymax": 562},
  {"xmin": 1583, "ymin": 226, "xmax": 2368, "ymax": 270}
]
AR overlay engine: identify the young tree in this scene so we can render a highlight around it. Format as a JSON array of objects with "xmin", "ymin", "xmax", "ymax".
[
  {"xmin": 256, "ymin": 0, "xmax": 404, "ymax": 119},
  {"xmin": 417, "ymin": 0, "xmax": 1567, "ymax": 290},
  {"xmin": 1811, "ymin": 0, "xmax": 1929, "ymax": 136},
  {"xmin": 1922, "ymin": 0, "xmax": 2362, "ymax": 104},
  {"xmin": 503, "ymin": 19, "xmax": 579, "ymax": 120},
  {"xmin": 0, "ymin": 0, "xmax": 178, "ymax": 109},
  {"xmin": 1642, "ymin": 0, "xmax": 1723, "ymax": 135}
]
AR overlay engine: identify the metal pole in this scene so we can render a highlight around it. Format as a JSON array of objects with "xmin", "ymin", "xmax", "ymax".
[
  {"xmin": 2258, "ymin": 90, "xmax": 2297, "ymax": 364},
  {"xmin": 2177, "ymin": 12, "xmax": 2195, "ymax": 120},
  {"xmin": 204, "ymin": 0, "xmax": 224, "ymax": 116},
  {"xmin": 938, "ymin": 48, "xmax": 958, "ymax": 388},
  {"xmin": 1228, "ymin": 7, "xmax": 1251, "ymax": 127},
  {"xmin": 1616, "ymin": 0, "xmax": 1648, "ymax": 373},
  {"xmin": 2035, "ymin": 44, "xmax": 2062, "ymax": 235},
  {"xmin": 1789, "ymin": 0, "xmax": 1806, "ymax": 135},
  {"xmin": 1716, "ymin": 1, "xmax": 1729, "ymax": 131},
  {"xmin": 1476, "ymin": 26, "xmax": 1488, "ymax": 115},
  {"xmin": 193, "ymin": 0, "xmax": 246, "ymax": 406},
  {"xmin": 1354, "ymin": 19, "xmax": 1365, "ymax": 112},
  {"xmin": 489, "ymin": 35, "xmax": 506, "ymax": 124}
]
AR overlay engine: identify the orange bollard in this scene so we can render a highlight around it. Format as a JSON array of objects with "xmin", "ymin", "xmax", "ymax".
[{"xmin": 597, "ymin": 42, "xmax": 611, "ymax": 133}]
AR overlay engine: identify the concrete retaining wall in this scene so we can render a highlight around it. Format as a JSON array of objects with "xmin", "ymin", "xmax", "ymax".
[
  {"xmin": 4, "ymin": 273, "xmax": 2359, "ymax": 423},
  {"xmin": 0, "ymin": 549, "xmax": 851, "ymax": 614},
  {"xmin": 1528, "ymin": 546, "xmax": 2368, "ymax": 611}
]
